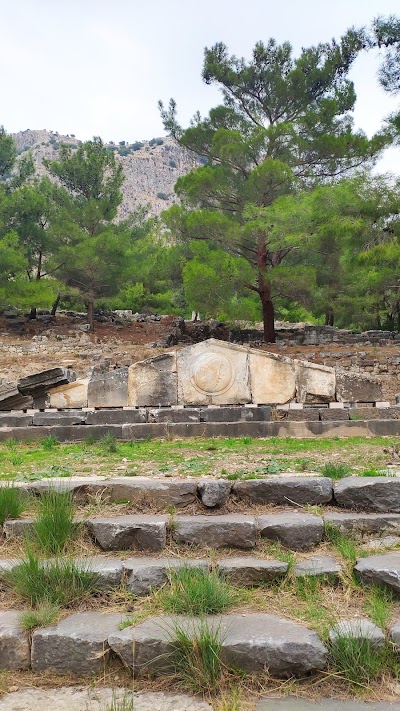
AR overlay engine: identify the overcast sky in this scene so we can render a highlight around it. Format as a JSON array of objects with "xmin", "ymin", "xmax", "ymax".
[{"xmin": 1, "ymin": 0, "xmax": 400, "ymax": 172}]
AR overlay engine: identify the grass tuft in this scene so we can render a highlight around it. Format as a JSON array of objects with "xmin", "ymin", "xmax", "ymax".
[
  {"xmin": 100, "ymin": 691, "xmax": 134, "ymax": 711},
  {"xmin": 159, "ymin": 566, "xmax": 237, "ymax": 615},
  {"xmin": 41, "ymin": 435, "xmax": 58, "ymax": 451},
  {"xmin": 329, "ymin": 635, "xmax": 396, "ymax": 687},
  {"xmin": 33, "ymin": 490, "xmax": 76, "ymax": 555},
  {"xmin": 6, "ymin": 549, "xmax": 99, "ymax": 606},
  {"xmin": 100, "ymin": 433, "xmax": 118, "ymax": 454},
  {"xmin": 320, "ymin": 462, "xmax": 351, "ymax": 479},
  {"xmin": 19, "ymin": 600, "xmax": 60, "ymax": 630},
  {"xmin": 0, "ymin": 485, "xmax": 26, "ymax": 525},
  {"xmin": 170, "ymin": 619, "xmax": 224, "ymax": 693},
  {"xmin": 364, "ymin": 585, "xmax": 394, "ymax": 629},
  {"xmin": 323, "ymin": 522, "xmax": 358, "ymax": 563}
]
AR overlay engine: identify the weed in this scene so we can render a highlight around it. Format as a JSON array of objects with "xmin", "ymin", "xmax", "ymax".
[
  {"xmin": 215, "ymin": 688, "xmax": 242, "ymax": 711},
  {"xmin": 0, "ymin": 485, "xmax": 26, "ymax": 525},
  {"xmin": 241, "ymin": 437, "xmax": 253, "ymax": 445},
  {"xmin": 10, "ymin": 454, "xmax": 23, "ymax": 466},
  {"xmin": 320, "ymin": 462, "xmax": 351, "ymax": 479},
  {"xmin": 295, "ymin": 458, "xmax": 314, "ymax": 472},
  {"xmin": 329, "ymin": 634, "xmax": 396, "ymax": 687},
  {"xmin": 361, "ymin": 467, "xmax": 396, "ymax": 477},
  {"xmin": 4, "ymin": 438, "xmax": 18, "ymax": 450},
  {"xmin": 169, "ymin": 619, "xmax": 224, "ymax": 693},
  {"xmin": 100, "ymin": 691, "xmax": 134, "ymax": 711},
  {"xmin": 324, "ymin": 523, "xmax": 358, "ymax": 563},
  {"xmin": 100, "ymin": 433, "xmax": 118, "ymax": 454},
  {"xmin": 262, "ymin": 541, "xmax": 297, "ymax": 569},
  {"xmin": 84, "ymin": 434, "xmax": 98, "ymax": 446},
  {"xmin": 159, "ymin": 566, "xmax": 237, "ymax": 615},
  {"xmin": 294, "ymin": 574, "xmax": 321, "ymax": 601},
  {"xmin": 33, "ymin": 490, "xmax": 76, "ymax": 555},
  {"xmin": 19, "ymin": 600, "xmax": 60, "ymax": 630},
  {"xmin": 364, "ymin": 585, "xmax": 394, "ymax": 629},
  {"xmin": 6, "ymin": 549, "xmax": 99, "ymax": 606},
  {"xmin": 41, "ymin": 435, "xmax": 58, "ymax": 451}
]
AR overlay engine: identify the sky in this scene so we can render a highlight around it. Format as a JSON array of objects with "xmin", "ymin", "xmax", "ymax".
[{"xmin": 1, "ymin": 0, "xmax": 400, "ymax": 173}]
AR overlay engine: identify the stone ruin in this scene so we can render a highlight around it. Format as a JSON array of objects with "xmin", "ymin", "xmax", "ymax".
[{"xmin": 0, "ymin": 339, "xmax": 385, "ymax": 412}]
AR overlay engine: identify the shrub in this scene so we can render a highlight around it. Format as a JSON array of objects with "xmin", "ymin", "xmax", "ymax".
[
  {"xmin": 0, "ymin": 486, "xmax": 26, "ymax": 525},
  {"xmin": 6, "ymin": 550, "xmax": 99, "ymax": 606},
  {"xmin": 33, "ymin": 490, "xmax": 76, "ymax": 555},
  {"xmin": 159, "ymin": 566, "xmax": 236, "ymax": 615}
]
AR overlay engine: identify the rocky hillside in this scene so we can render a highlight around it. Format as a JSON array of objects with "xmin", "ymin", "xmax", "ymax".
[{"xmin": 11, "ymin": 129, "xmax": 199, "ymax": 218}]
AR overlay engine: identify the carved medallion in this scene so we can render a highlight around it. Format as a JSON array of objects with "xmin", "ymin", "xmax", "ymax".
[{"xmin": 190, "ymin": 353, "xmax": 234, "ymax": 395}]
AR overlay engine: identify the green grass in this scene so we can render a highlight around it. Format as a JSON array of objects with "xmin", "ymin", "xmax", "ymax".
[
  {"xmin": 320, "ymin": 462, "xmax": 351, "ymax": 479},
  {"xmin": 100, "ymin": 433, "xmax": 119, "ymax": 454},
  {"xmin": 0, "ymin": 485, "xmax": 27, "ymax": 525},
  {"xmin": 6, "ymin": 549, "xmax": 99, "ymax": 606},
  {"xmin": 364, "ymin": 585, "xmax": 394, "ymax": 629},
  {"xmin": 41, "ymin": 435, "xmax": 59, "ymax": 451},
  {"xmin": 159, "ymin": 566, "xmax": 238, "ymax": 615},
  {"xmin": 33, "ymin": 490, "xmax": 76, "ymax": 556},
  {"xmin": 19, "ymin": 600, "xmax": 60, "ymax": 630},
  {"xmin": 169, "ymin": 619, "xmax": 225, "ymax": 693},
  {"xmin": 323, "ymin": 523, "xmax": 359, "ymax": 563},
  {"xmin": 329, "ymin": 635, "xmax": 398, "ymax": 687},
  {"xmin": 100, "ymin": 691, "xmax": 134, "ymax": 711}
]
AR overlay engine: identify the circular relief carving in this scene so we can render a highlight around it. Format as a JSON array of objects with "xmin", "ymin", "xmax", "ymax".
[{"xmin": 190, "ymin": 353, "xmax": 234, "ymax": 395}]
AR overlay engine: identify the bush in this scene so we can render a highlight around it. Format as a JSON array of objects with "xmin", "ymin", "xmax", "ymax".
[
  {"xmin": 6, "ymin": 550, "xmax": 99, "ymax": 606},
  {"xmin": 0, "ymin": 486, "xmax": 26, "ymax": 525},
  {"xmin": 33, "ymin": 490, "xmax": 76, "ymax": 555}
]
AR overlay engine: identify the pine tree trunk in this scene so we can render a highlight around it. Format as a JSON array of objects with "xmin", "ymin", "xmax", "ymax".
[
  {"xmin": 29, "ymin": 307, "xmax": 37, "ymax": 320},
  {"xmin": 260, "ymin": 289, "xmax": 276, "ymax": 343},
  {"xmin": 87, "ymin": 295, "xmax": 95, "ymax": 332},
  {"xmin": 51, "ymin": 293, "xmax": 61, "ymax": 317}
]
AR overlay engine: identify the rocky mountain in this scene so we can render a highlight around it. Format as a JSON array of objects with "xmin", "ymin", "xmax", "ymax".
[{"xmin": 11, "ymin": 129, "xmax": 199, "ymax": 218}]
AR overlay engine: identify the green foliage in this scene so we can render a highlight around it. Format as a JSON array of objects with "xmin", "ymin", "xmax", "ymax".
[
  {"xmin": 101, "ymin": 692, "xmax": 134, "ymax": 711},
  {"xmin": 364, "ymin": 585, "xmax": 394, "ymax": 629},
  {"xmin": 159, "ymin": 566, "xmax": 237, "ymax": 615},
  {"xmin": 320, "ymin": 462, "xmax": 351, "ymax": 479},
  {"xmin": 323, "ymin": 522, "xmax": 358, "ymax": 563},
  {"xmin": 6, "ymin": 549, "xmax": 99, "ymax": 606},
  {"xmin": 0, "ymin": 126, "xmax": 17, "ymax": 180},
  {"xmin": 329, "ymin": 635, "xmax": 395, "ymax": 687},
  {"xmin": 33, "ymin": 490, "xmax": 76, "ymax": 556},
  {"xmin": 0, "ymin": 485, "xmax": 26, "ymax": 525},
  {"xmin": 41, "ymin": 435, "xmax": 58, "ymax": 450},
  {"xmin": 99, "ymin": 433, "xmax": 118, "ymax": 454}
]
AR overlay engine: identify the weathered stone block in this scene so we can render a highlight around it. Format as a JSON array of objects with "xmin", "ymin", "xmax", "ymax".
[
  {"xmin": 199, "ymin": 406, "xmax": 271, "ymax": 422},
  {"xmin": 31, "ymin": 611, "xmax": 124, "ymax": 674},
  {"xmin": 148, "ymin": 407, "xmax": 199, "ymax": 423},
  {"xmin": 355, "ymin": 552, "xmax": 400, "ymax": 594},
  {"xmin": 0, "ymin": 382, "xmax": 32, "ymax": 411},
  {"xmin": 32, "ymin": 411, "xmax": 87, "ymax": 426},
  {"xmin": 234, "ymin": 477, "xmax": 333, "ymax": 506},
  {"xmin": 329, "ymin": 619, "xmax": 385, "ymax": 648},
  {"xmin": 87, "ymin": 515, "xmax": 167, "ymax": 551},
  {"xmin": 0, "ymin": 413, "xmax": 33, "ymax": 427},
  {"xmin": 49, "ymin": 379, "xmax": 88, "ymax": 409},
  {"xmin": 217, "ymin": 557, "xmax": 288, "ymax": 585},
  {"xmin": 336, "ymin": 371, "xmax": 383, "ymax": 403},
  {"xmin": 176, "ymin": 340, "xmax": 251, "ymax": 406},
  {"xmin": 128, "ymin": 353, "xmax": 177, "ymax": 407},
  {"xmin": 73, "ymin": 556, "xmax": 123, "ymax": 587},
  {"xmin": 334, "ymin": 477, "xmax": 400, "ymax": 513},
  {"xmin": 123, "ymin": 557, "xmax": 210, "ymax": 596},
  {"xmin": 258, "ymin": 513, "xmax": 323, "ymax": 551},
  {"xmin": 88, "ymin": 368, "xmax": 128, "ymax": 408},
  {"xmin": 0, "ymin": 611, "xmax": 30, "ymax": 670},
  {"xmin": 109, "ymin": 613, "xmax": 327, "ymax": 677},
  {"xmin": 319, "ymin": 409, "xmax": 349, "ymax": 421},
  {"xmin": 105, "ymin": 477, "xmax": 197, "ymax": 507},
  {"xmin": 324, "ymin": 512, "xmax": 400, "ymax": 536},
  {"xmin": 172, "ymin": 514, "xmax": 256, "ymax": 549},
  {"xmin": 197, "ymin": 479, "xmax": 231, "ymax": 508},
  {"xmin": 18, "ymin": 368, "xmax": 75, "ymax": 395},
  {"xmin": 3, "ymin": 518, "xmax": 34, "ymax": 539},
  {"xmin": 295, "ymin": 361, "xmax": 336, "ymax": 404},
  {"xmin": 249, "ymin": 352, "xmax": 296, "ymax": 405},
  {"xmin": 293, "ymin": 556, "xmax": 342, "ymax": 581}
]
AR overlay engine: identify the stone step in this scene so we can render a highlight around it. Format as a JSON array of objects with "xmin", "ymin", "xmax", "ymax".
[
  {"xmin": 334, "ymin": 477, "xmax": 400, "ymax": 512},
  {"xmin": 0, "ymin": 610, "xmax": 327, "ymax": 677},
  {"xmin": 108, "ymin": 613, "xmax": 328, "ymax": 678},
  {"xmin": 2, "ymin": 418, "xmax": 400, "ymax": 441},
  {"xmin": 354, "ymin": 551, "xmax": 400, "ymax": 594}
]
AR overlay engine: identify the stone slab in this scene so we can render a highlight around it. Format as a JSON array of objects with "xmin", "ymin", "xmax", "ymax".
[
  {"xmin": 295, "ymin": 361, "xmax": 336, "ymax": 404},
  {"xmin": 104, "ymin": 477, "xmax": 197, "ymax": 507},
  {"xmin": 324, "ymin": 512, "xmax": 400, "ymax": 535},
  {"xmin": 0, "ymin": 610, "xmax": 30, "ymax": 670},
  {"xmin": 329, "ymin": 618, "xmax": 385, "ymax": 648},
  {"xmin": 3, "ymin": 518, "xmax": 34, "ymax": 539},
  {"xmin": 334, "ymin": 477, "xmax": 400, "ymax": 512},
  {"xmin": 293, "ymin": 556, "xmax": 342, "ymax": 581},
  {"xmin": 354, "ymin": 552, "xmax": 400, "ymax": 594},
  {"xmin": 85, "ymin": 408, "xmax": 147, "ymax": 424},
  {"xmin": 49, "ymin": 379, "xmax": 89, "ymax": 409},
  {"xmin": 199, "ymin": 405, "xmax": 271, "ymax": 422},
  {"xmin": 32, "ymin": 410, "xmax": 87, "ymax": 426},
  {"xmin": 258, "ymin": 513, "xmax": 324, "ymax": 551},
  {"xmin": 88, "ymin": 368, "xmax": 128, "ymax": 408},
  {"xmin": 31, "ymin": 611, "xmax": 124, "ymax": 674},
  {"xmin": 217, "ymin": 557, "xmax": 288, "ymax": 585},
  {"xmin": 128, "ymin": 353, "xmax": 178, "ymax": 407},
  {"xmin": 73, "ymin": 556, "xmax": 123, "ymax": 587},
  {"xmin": 0, "ymin": 413, "xmax": 33, "ymax": 426},
  {"xmin": 148, "ymin": 407, "xmax": 199, "ymax": 423},
  {"xmin": 176, "ymin": 340, "xmax": 251, "ymax": 406},
  {"xmin": 123, "ymin": 557, "xmax": 210, "ymax": 595},
  {"xmin": 234, "ymin": 477, "xmax": 333, "ymax": 506},
  {"xmin": 18, "ymin": 367, "xmax": 75, "ymax": 395},
  {"xmin": 249, "ymin": 351, "xmax": 296, "ymax": 405},
  {"xmin": 109, "ymin": 613, "xmax": 327, "ymax": 677},
  {"xmin": 172, "ymin": 514, "xmax": 256, "ymax": 549},
  {"xmin": 0, "ymin": 382, "xmax": 33, "ymax": 411},
  {"xmin": 336, "ymin": 371, "xmax": 383, "ymax": 403},
  {"xmin": 86, "ymin": 515, "xmax": 167, "ymax": 551},
  {"xmin": 319, "ymin": 409, "xmax": 349, "ymax": 421}
]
